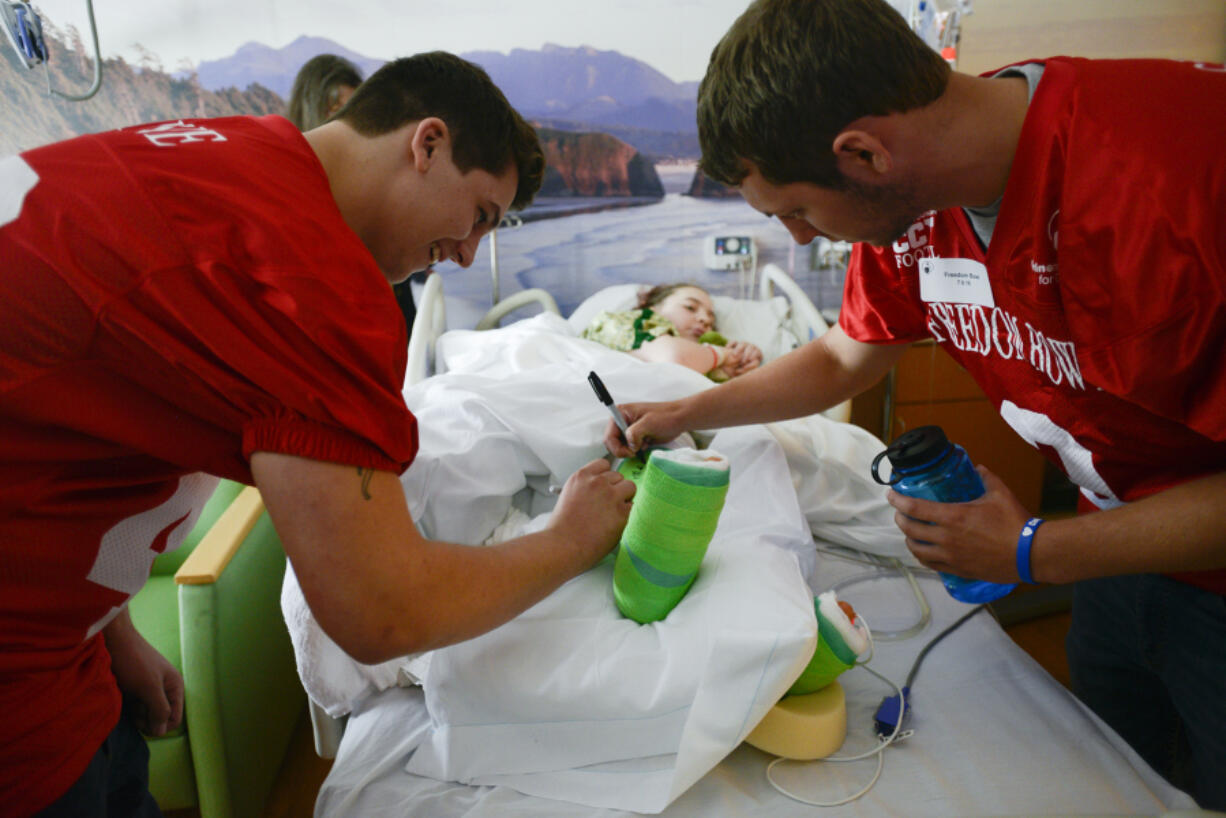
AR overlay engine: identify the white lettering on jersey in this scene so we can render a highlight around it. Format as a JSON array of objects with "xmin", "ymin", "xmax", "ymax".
[
  {"xmin": 1027, "ymin": 210, "xmax": 1061, "ymax": 285},
  {"xmin": 84, "ymin": 473, "xmax": 220, "ymax": 638},
  {"xmin": 1029, "ymin": 258, "xmax": 1058, "ymax": 285},
  {"xmin": 999, "ymin": 401, "xmax": 1121, "ymax": 510},
  {"xmin": 891, "ymin": 212, "xmax": 938, "ymax": 268},
  {"xmin": 138, "ymin": 120, "xmax": 228, "ymax": 147},
  {"xmin": 1, "ymin": 155, "xmax": 39, "ymax": 226},
  {"xmin": 927, "ymin": 302, "xmax": 1085, "ymax": 390}
]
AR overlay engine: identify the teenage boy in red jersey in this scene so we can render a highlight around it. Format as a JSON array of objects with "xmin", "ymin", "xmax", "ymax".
[
  {"xmin": 606, "ymin": 0, "xmax": 1226, "ymax": 807},
  {"xmin": 1, "ymin": 51, "xmax": 634, "ymax": 817}
]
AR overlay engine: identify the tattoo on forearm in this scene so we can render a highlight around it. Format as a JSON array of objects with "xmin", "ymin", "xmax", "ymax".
[{"xmin": 357, "ymin": 467, "xmax": 373, "ymax": 500}]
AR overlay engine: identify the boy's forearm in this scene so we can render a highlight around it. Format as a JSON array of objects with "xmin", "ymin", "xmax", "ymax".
[
  {"xmin": 1033, "ymin": 471, "xmax": 1226, "ymax": 583},
  {"xmin": 679, "ymin": 330, "xmax": 904, "ymax": 430}
]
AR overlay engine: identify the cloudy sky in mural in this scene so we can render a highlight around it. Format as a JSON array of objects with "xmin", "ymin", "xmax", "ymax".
[{"xmin": 34, "ymin": 0, "xmax": 760, "ymax": 82}]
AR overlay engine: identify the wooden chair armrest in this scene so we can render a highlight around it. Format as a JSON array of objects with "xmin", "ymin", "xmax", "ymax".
[{"xmin": 175, "ymin": 486, "xmax": 265, "ymax": 585}]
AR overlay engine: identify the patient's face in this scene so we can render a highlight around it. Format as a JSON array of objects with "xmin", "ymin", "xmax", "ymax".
[{"xmin": 653, "ymin": 287, "xmax": 716, "ymax": 340}]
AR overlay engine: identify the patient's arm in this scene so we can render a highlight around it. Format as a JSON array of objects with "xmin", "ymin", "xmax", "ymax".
[
  {"xmin": 632, "ymin": 335, "xmax": 763, "ymax": 380},
  {"xmin": 607, "ymin": 325, "xmax": 905, "ymax": 456},
  {"xmin": 630, "ymin": 335, "xmax": 722, "ymax": 374},
  {"xmin": 252, "ymin": 453, "xmax": 634, "ymax": 664}
]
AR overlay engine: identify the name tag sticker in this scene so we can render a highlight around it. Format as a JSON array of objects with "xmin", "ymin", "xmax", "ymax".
[{"xmin": 918, "ymin": 257, "xmax": 995, "ymax": 307}]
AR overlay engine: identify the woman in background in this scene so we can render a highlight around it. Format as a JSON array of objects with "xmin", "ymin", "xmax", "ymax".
[{"xmin": 286, "ymin": 54, "xmax": 363, "ymax": 130}]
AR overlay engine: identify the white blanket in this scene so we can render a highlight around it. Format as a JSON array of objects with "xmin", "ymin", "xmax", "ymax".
[{"xmin": 282, "ymin": 313, "xmax": 907, "ymax": 813}]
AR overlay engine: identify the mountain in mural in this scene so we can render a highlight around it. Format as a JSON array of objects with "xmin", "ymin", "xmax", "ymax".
[
  {"xmin": 461, "ymin": 43, "xmax": 698, "ymax": 132},
  {"xmin": 2, "ymin": 27, "xmax": 665, "ymax": 202},
  {"xmin": 191, "ymin": 38, "xmax": 700, "ymax": 157},
  {"xmin": 193, "ymin": 35, "xmax": 384, "ymax": 99},
  {"xmin": 0, "ymin": 24, "xmax": 282, "ymax": 154}
]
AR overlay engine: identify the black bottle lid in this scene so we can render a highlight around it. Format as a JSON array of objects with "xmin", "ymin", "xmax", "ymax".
[
  {"xmin": 884, "ymin": 425, "xmax": 952, "ymax": 469},
  {"xmin": 871, "ymin": 425, "xmax": 952, "ymax": 484}
]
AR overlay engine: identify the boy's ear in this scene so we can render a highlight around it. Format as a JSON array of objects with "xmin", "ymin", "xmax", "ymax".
[
  {"xmin": 409, "ymin": 117, "xmax": 450, "ymax": 172},
  {"xmin": 832, "ymin": 129, "xmax": 893, "ymax": 178}
]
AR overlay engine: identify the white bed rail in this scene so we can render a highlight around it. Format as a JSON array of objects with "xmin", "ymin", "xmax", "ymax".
[
  {"xmin": 758, "ymin": 264, "xmax": 851, "ymax": 424},
  {"xmin": 474, "ymin": 287, "xmax": 560, "ymax": 330},
  {"xmin": 405, "ymin": 273, "xmax": 445, "ymax": 387},
  {"xmin": 759, "ymin": 263, "xmax": 831, "ymax": 340}
]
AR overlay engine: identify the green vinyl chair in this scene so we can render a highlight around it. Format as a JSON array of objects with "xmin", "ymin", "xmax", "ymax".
[{"xmin": 128, "ymin": 480, "xmax": 305, "ymax": 818}]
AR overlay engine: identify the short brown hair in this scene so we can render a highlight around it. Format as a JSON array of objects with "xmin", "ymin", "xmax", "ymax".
[
  {"xmin": 698, "ymin": 0, "xmax": 949, "ymax": 189},
  {"xmin": 338, "ymin": 52, "xmax": 545, "ymax": 211}
]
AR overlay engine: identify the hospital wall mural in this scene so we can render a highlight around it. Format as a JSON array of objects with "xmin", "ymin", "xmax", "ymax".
[{"xmin": 0, "ymin": 1, "xmax": 930, "ymax": 323}]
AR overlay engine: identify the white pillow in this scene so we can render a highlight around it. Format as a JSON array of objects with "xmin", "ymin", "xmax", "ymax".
[
  {"xmin": 711, "ymin": 294, "xmax": 801, "ymax": 362},
  {"xmin": 568, "ymin": 285, "xmax": 802, "ymax": 362},
  {"xmin": 566, "ymin": 284, "xmax": 640, "ymax": 334}
]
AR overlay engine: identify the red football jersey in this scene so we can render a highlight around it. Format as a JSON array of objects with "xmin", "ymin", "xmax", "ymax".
[
  {"xmin": 840, "ymin": 58, "xmax": 1226, "ymax": 590},
  {"xmin": 0, "ymin": 116, "xmax": 417, "ymax": 813}
]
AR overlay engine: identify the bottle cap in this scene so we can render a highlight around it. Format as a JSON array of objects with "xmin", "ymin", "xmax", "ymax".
[{"xmin": 871, "ymin": 425, "xmax": 951, "ymax": 484}]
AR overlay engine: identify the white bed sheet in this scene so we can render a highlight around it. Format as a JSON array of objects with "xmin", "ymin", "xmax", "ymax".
[
  {"xmin": 291, "ymin": 313, "xmax": 1195, "ymax": 816},
  {"xmin": 316, "ymin": 556, "xmax": 1196, "ymax": 817}
]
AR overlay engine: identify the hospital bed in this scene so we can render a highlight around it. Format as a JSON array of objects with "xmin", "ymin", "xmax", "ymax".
[
  {"xmin": 283, "ymin": 267, "xmax": 1198, "ymax": 817},
  {"xmin": 414, "ymin": 263, "xmax": 850, "ymax": 420}
]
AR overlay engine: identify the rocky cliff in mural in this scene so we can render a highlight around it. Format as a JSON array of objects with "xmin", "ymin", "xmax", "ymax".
[
  {"xmin": 686, "ymin": 169, "xmax": 741, "ymax": 199},
  {"xmin": 537, "ymin": 128, "xmax": 663, "ymax": 198}
]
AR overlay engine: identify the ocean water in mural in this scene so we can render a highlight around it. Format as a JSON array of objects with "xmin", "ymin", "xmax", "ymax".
[{"xmin": 433, "ymin": 165, "xmax": 849, "ymax": 328}]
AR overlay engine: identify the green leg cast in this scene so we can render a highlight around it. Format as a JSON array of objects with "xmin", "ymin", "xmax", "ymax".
[
  {"xmin": 785, "ymin": 598, "xmax": 859, "ymax": 696},
  {"xmin": 613, "ymin": 450, "xmax": 730, "ymax": 624}
]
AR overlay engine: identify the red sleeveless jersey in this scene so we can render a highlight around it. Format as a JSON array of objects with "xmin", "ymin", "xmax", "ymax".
[
  {"xmin": 840, "ymin": 58, "xmax": 1226, "ymax": 592},
  {"xmin": 0, "ymin": 116, "xmax": 417, "ymax": 813}
]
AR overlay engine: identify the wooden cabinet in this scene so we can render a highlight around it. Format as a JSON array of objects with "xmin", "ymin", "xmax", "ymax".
[{"xmin": 851, "ymin": 340, "xmax": 1048, "ymax": 512}]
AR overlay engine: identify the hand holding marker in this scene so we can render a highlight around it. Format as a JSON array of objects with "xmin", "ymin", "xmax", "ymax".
[
  {"xmin": 586, "ymin": 371, "xmax": 732, "ymax": 623},
  {"xmin": 588, "ymin": 370, "xmax": 631, "ymax": 446},
  {"xmin": 547, "ymin": 371, "xmax": 630, "ymax": 495}
]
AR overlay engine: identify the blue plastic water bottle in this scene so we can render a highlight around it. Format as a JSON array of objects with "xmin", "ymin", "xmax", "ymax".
[{"xmin": 871, "ymin": 425, "xmax": 1016, "ymax": 604}]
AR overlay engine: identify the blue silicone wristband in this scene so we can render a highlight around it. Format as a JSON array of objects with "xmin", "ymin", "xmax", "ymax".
[{"xmin": 1015, "ymin": 517, "xmax": 1045, "ymax": 584}]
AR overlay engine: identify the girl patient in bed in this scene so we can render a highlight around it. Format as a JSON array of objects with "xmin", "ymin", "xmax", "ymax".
[{"xmin": 581, "ymin": 283, "xmax": 763, "ymax": 381}]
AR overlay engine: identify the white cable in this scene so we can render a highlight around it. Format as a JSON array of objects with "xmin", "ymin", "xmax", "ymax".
[
  {"xmin": 764, "ymin": 614, "xmax": 912, "ymax": 807},
  {"xmin": 824, "ymin": 554, "xmax": 933, "ymax": 642}
]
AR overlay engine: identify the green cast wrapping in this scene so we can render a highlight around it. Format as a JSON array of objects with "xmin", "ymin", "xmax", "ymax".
[
  {"xmin": 613, "ymin": 450, "xmax": 730, "ymax": 623},
  {"xmin": 785, "ymin": 596, "xmax": 859, "ymax": 696}
]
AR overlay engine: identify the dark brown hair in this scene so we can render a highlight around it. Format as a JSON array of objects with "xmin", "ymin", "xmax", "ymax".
[
  {"xmin": 698, "ymin": 0, "xmax": 949, "ymax": 189},
  {"xmin": 337, "ymin": 51, "xmax": 545, "ymax": 211}
]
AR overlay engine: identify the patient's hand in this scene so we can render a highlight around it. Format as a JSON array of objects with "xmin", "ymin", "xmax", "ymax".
[
  {"xmin": 104, "ymin": 610, "xmax": 184, "ymax": 737},
  {"xmin": 550, "ymin": 459, "xmax": 635, "ymax": 558},
  {"xmin": 721, "ymin": 340, "xmax": 763, "ymax": 378}
]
